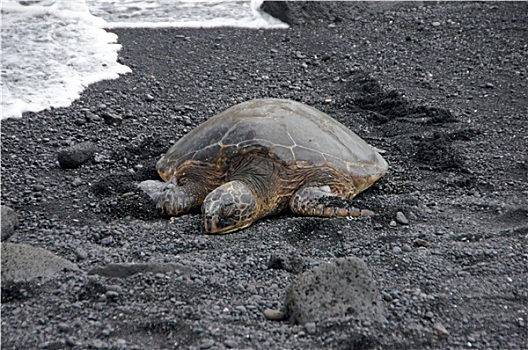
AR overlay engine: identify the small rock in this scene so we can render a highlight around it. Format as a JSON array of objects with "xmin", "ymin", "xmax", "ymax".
[
  {"xmin": 267, "ymin": 253, "xmax": 304, "ymax": 274},
  {"xmin": 235, "ymin": 305, "xmax": 247, "ymax": 313},
  {"xmin": 73, "ymin": 118, "xmax": 85, "ymax": 126},
  {"xmin": 84, "ymin": 111, "xmax": 101, "ymax": 122},
  {"xmin": 100, "ymin": 236, "xmax": 114, "ymax": 246},
  {"xmin": 75, "ymin": 248, "xmax": 88, "ymax": 261},
  {"xmin": 72, "ymin": 177, "xmax": 83, "ymax": 187},
  {"xmin": 413, "ymin": 239, "xmax": 430, "ymax": 248},
  {"xmin": 145, "ymin": 94, "xmax": 155, "ymax": 102},
  {"xmin": 224, "ymin": 339, "xmax": 238, "ymax": 348},
  {"xmin": 105, "ymin": 290, "xmax": 119, "ymax": 299},
  {"xmin": 432, "ymin": 21, "xmax": 441, "ymax": 27},
  {"xmin": 57, "ymin": 322, "xmax": 71, "ymax": 332},
  {"xmin": 57, "ymin": 142, "xmax": 97, "ymax": 169},
  {"xmin": 199, "ymin": 339, "xmax": 215, "ymax": 349},
  {"xmin": 395, "ymin": 211, "xmax": 409, "ymax": 225},
  {"xmin": 263, "ymin": 308, "xmax": 285, "ymax": 321},
  {"xmin": 1, "ymin": 206, "xmax": 19, "ymax": 241},
  {"xmin": 33, "ymin": 184, "xmax": 45, "ymax": 192},
  {"xmin": 305, "ymin": 322, "xmax": 316, "ymax": 335},
  {"xmin": 392, "ymin": 246, "xmax": 402, "ymax": 254},
  {"xmin": 101, "ymin": 111, "xmax": 123, "ymax": 126},
  {"xmin": 294, "ymin": 51, "xmax": 306, "ymax": 59},
  {"xmin": 433, "ymin": 321, "xmax": 450, "ymax": 338},
  {"xmin": 402, "ymin": 244, "xmax": 413, "ymax": 252},
  {"xmin": 65, "ymin": 337, "xmax": 78, "ymax": 347}
]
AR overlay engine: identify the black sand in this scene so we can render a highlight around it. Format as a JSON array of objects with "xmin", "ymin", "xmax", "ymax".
[{"xmin": 1, "ymin": 2, "xmax": 527, "ymax": 349}]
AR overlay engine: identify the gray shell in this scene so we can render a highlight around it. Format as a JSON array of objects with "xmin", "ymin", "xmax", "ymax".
[{"xmin": 158, "ymin": 98, "xmax": 388, "ymax": 178}]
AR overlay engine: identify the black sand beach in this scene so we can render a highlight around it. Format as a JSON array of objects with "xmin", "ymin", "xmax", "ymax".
[{"xmin": 1, "ymin": 2, "xmax": 527, "ymax": 349}]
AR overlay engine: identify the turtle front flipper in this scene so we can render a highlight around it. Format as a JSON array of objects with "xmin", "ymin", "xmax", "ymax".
[
  {"xmin": 139, "ymin": 179, "xmax": 204, "ymax": 216},
  {"xmin": 202, "ymin": 180, "xmax": 260, "ymax": 234},
  {"xmin": 289, "ymin": 186, "xmax": 375, "ymax": 218}
]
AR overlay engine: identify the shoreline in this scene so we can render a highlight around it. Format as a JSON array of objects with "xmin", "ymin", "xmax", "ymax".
[{"xmin": 2, "ymin": 2, "xmax": 527, "ymax": 349}]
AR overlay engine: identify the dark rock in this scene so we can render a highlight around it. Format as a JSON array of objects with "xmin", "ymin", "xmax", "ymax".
[
  {"xmin": 263, "ymin": 308, "xmax": 285, "ymax": 321},
  {"xmin": 57, "ymin": 142, "xmax": 97, "ymax": 169},
  {"xmin": 395, "ymin": 211, "xmax": 409, "ymax": 225},
  {"xmin": 102, "ymin": 111, "xmax": 123, "ymax": 126},
  {"xmin": 284, "ymin": 257, "xmax": 386, "ymax": 325},
  {"xmin": 261, "ymin": 1, "xmax": 423, "ymax": 26},
  {"xmin": 267, "ymin": 253, "xmax": 305, "ymax": 274},
  {"xmin": 1, "ymin": 205, "xmax": 18, "ymax": 241},
  {"xmin": 1, "ymin": 243, "xmax": 79, "ymax": 283}
]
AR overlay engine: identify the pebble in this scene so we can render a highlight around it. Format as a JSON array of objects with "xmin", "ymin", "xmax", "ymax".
[
  {"xmin": 75, "ymin": 248, "xmax": 88, "ymax": 261},
  {"xmin": 402, "ymin": 244, "xmax": 413, "ymax": 252},
  {"xmin": 33, "ymin": 185, "xmax": 45, "ymax": 193},
  {"xmin": 263, "ymin": 308, "xmax": 285, "ymax": 321},
  {"xmin": 145, "ymin": 94, "xmax": 155, "ymax": 102},
  {"xmin": 294, "ymin": 51, "xmax": 306, "ymax": 59},
  {"xmin": 305, "ymin": 322, "xmax": 316, "ymax": 335},
  {"xmin": 73, "ymin": 118, "xmax": 85, "ymax": 126},
  {"xmin": 433, "ymin": 322, "xmax": 450, "ymax": 338},
  {"xmin": 432, "ymin": 21, "xmax": 441, "ymax": 27},
  {"xmin": 396, "ymin": 211, "xmax": 409, "ymax": 225},
  {"xmin": 105, "ymin": 291, "xmax": 120, "ymax": 299},
  {"xmin": 199, "ymin": 339, "xmax": 215, "ymax": 349},
  {"xmin": 100, "ymin": 236, "xmax": 114, "ymax": 245},
  {"xmin": 224, "ymin": 339, "xmax": 237, "ymax": 348},
  {"xmin": 102, "ymin": 111, "xmax": 123, "ymax": 126},
  {"xmin": 84, "ymin": 111, "xmax": 101, "ymax": 122},
  {"xmin": 57, "ymin": 322, "xmax": 71, "ymax": 332},
  {"xmin": 413, "ymin": 238, "xmax": 430, "ymax": 248},
  {"xmin": 235, "ymin": 305, "xmax": 247, "ymax": 313}
]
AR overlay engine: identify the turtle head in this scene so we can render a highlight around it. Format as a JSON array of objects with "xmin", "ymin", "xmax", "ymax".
[{"xmin": 202, "ymin": 180, "xmax": 259, "ymax": 234}]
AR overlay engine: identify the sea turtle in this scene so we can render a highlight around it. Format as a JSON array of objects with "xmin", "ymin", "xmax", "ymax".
[{"xmin": 141, "ymin": 98, "xmax": 388, "ymax": 234}]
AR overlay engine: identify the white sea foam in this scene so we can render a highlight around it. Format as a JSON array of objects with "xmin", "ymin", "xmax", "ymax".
[
  {"xmin": 1, "ymin": 0, "xmax": 131, "ymax": 119},
  {"xmin": 86, "ymin": 0, "xmax": 287, "ymax": 29},
  {"xmin": 0, "ymin": 0, "xmax": 286, "ymax": 120}
]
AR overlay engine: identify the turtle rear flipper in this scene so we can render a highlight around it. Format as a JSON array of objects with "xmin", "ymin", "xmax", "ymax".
[{"xmin": 290, "ymin": 186, "xmax": 375, "ymax": 218}]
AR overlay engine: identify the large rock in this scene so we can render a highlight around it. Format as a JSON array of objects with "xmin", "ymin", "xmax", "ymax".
[
  {"xmin": 284, "ymin": 257, "xmax": 386, "ymax": 325},
  {"xmin": 260, "ymin": 1, "xmax": 423, "ymax": 26},
  {"xmin": 57, "ymin": 141, "xmax": 97, "ymax": 169},
  {"xmin": 1, "ymin": 205, "xmax": 19, "ymax": 241},
  {"xmin": 1, "ymin": 243, "xmax": 79, "ymax": 283}
]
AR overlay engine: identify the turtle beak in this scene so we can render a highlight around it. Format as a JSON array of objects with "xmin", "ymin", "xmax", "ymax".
[{"xmin": 203, "ymin": 213, "xmax": 251, "ymax": 234}]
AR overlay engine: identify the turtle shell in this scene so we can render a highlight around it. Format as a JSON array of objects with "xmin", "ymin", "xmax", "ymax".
[{"xmin": 157, "ymin": 98, "xmax": 388, "ymax": 179}]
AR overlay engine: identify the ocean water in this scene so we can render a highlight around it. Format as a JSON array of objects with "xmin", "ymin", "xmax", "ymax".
[{"xmin": 0, "ymin": 0, "xmax": 287, "ymax": 120}]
